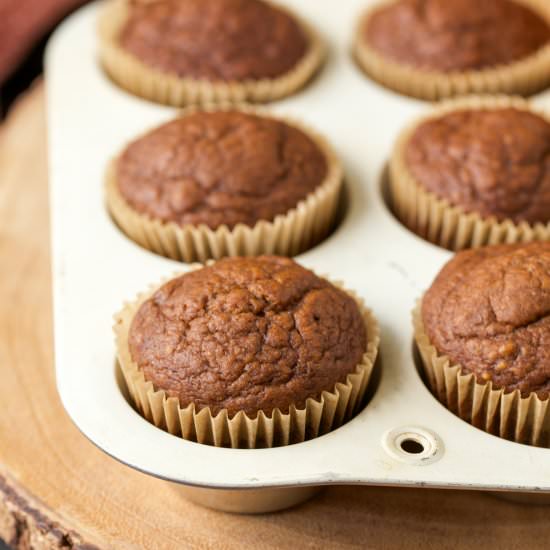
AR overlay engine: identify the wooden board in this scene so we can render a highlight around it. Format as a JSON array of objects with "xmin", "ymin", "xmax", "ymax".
[{"xmin": 1, "ymin": 82, "xmax": 550, "ymax": 550}]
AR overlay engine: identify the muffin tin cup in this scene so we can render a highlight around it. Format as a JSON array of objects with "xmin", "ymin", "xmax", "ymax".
[
  {"xmin": 353, "ymin": 0, "xmax": 550, "ymax": 101},
  {"xmin": 105, "ymin": 104, "xmax": 344, "ymax": 262},
  {"xmin": 113, "ymin": 271, "xmax": 380, "ymax": 449},
  {"xmin": 413, "ymin": 303, "xmax": 550, "ymax": 448},
  {"xmin": 389, "ymin": 95, "xmax": 550, "ymax": 251},
  {"xmin": 97, "ymin": 0, "xmax": 325, "ymax": 106}
]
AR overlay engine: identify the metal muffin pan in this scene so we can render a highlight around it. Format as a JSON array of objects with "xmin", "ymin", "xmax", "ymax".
[{"xmin": 46, "ymin": 0, "xmax": 550, "ymax": 511}]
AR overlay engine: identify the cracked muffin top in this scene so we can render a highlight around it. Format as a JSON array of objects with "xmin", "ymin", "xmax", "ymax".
[
  {"xmin": 118, "ymin": 0, "xmax": 309, "ymax": 81},
  {"xmin": 363, "ymin": 0, "xmax": 550, "ymax": 73},
  {"xmin": 128, "ymin": 256, "xmax": 367, "ymax": 416},
  {"xmin": 115, "ymin": 110, "xmax": 328, "ymax": 229},
  {"xmin": 422, "ymin": 242, "xmax": 550, "ymax": 398},
  {"xmin": 404, "ymin": 108, "xmax": 550, "ymax": 224}
]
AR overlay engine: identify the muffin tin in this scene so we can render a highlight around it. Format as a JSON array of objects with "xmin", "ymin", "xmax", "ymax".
[{"xmin": 46, "ymin": 0, "xmax": 550, "ymax": 512}]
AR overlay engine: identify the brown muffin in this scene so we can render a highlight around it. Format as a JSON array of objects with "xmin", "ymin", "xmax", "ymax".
[
  {"xmin": 115, "ymin": 110, "xmax": 328, "ymax": 230},
  {"xmin": 98, "ymin": 0, "xmax": 324, "ymax": 105},
  {"xmin": 364, "ymin": 0, "xmax": 550, "ymax": 73},
  {"xmin": 127, "ymin": 256, "xmax": 367, "ymax": 417},
  {"xmin": 404, "ymin": 108, "xmax": 550, "ymax": 225},
  {"xmin": 389, "ymin": 96, "xmax": 550, "ymax": 250},
  {"xmin": 118, "ymin": 0, "xmax": 308, "ymax": 81},
  {"xmin": 421, "ymin": 242, "xmax": 550, "ymax": 398},
  {"xmin": 354, "ymin": 0, "xmax": 550, "ymax": 99}
]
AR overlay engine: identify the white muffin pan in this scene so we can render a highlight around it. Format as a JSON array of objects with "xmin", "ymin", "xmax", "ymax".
[{"xmin": 46, "ymin": 0, "xmax": 550, "ymax": 510}]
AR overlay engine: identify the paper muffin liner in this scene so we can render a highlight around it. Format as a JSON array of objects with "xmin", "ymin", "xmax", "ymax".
[
  {"xmin": 354, "ymin": 0, "xmax": 550, "ymax": 100},
  {"xmin": 389, "ymin": 95, "xmax": 550, "ymax": 251},
  {"xmin": 105, "ymin": 104, "xmax": 343, "ymax": 262},
  {"xmin": 114, "ymin": 270, "xmax": 380, "ymax": 449},
  {"xmin": 98, "ymin": 0, "xmax": 325, "ymax": 106},
  {"xmin": 413, "ymin": 302, "xmax": 550, "ymax": 448}
]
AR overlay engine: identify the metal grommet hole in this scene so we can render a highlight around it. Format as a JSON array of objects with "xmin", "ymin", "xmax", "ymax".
[
  {"xmin": 399, "ymin": 437, "xmax": 425, "ymax": 455},
  {"xmin": 383, "ymin": 426, "xmax": 444, "ymax": 465}
]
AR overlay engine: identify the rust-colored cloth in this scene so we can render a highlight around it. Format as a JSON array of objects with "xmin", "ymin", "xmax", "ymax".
[{"xmin": 0, "ymin": 0, "xmax": 88, "ymax": 84}]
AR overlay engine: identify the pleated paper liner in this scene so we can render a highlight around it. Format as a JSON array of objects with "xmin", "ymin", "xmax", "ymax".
[
  {"xmin": 98, "ymin": 0, "xmax": 325, "ymax": 106},
  {"xmin": 413, "ymin": 302, "xmax": 550, "ymax": 448},
  {"xmin": 105, "ymin": 104, "xmax": 343, "ymax": 262},
  {"xmin": 353, "ymin": 0, "xmax": 550, "ymax": 101},
  {"xmin": 389, "ymin": 95, "xmax": 550, "ymax": 251},
  {"xmin": 114, "ymin": 272, "xmax": 380, "ymax": 449}
]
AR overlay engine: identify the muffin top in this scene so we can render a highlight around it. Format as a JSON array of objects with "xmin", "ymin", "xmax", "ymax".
[
  {"xmin": 364, "ymin": 0, "xmax": 550, "ymax": 73},
  {"xmin": 118, "ymin": 0, "xmax": 308, "ymax": 81},
  {"xmin": 128, "ymin": 256, "xmax": 367, "ymax": 417},
  {"xmin": 116, "ymin": 111, "xmax": 328, "ymax": 229},
  {"xmin": 404, "ymin": 108, "xmax": 550, "ymax": 224},
  {"xmin": 422, "ymin": 242, "xmax": 550, "ymax": 398}
]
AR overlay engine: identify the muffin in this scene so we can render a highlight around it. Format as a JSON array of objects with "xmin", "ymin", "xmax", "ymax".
[
  {"xmin": 98, "ymin": 0, "xmax": 324, "ymax": 106},
  {"xmin": 414, "ymin": 242, "xmax": 550, "ymax": 447},
  {"xmin": 114, "ymin": 256, "xmax": 380, "ymax": 448},
  {"xmin": 106, "ymin": 106, "xmax": 342, "ymax": 262},
  {"xmin": 389, "ymin": 96, "xmax": 550, "ymax": 250},
  {"xmin": 354, "ymin": 0, "xmax": 550, "ymax": 100}
]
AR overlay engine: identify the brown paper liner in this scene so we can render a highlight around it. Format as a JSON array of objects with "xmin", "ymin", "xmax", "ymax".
[
  {"xmin": 354, "ymin": 0, "xmax": 550, "ymax": 100},
  {"xmin": 114, "ymin": 270, "xmax": 380, "ymax": 449},
  {"xmin": 389, "ymin": 95, "xmax": 550, "ymax": 251},
  {"xmin": 98, "ymin": 0, "xmax": 325, "ymax": 106},
  {"xmin": 413, "ymin": 302, "xmax": 550, "ymax": 448},
  {"xmin": 105, "ymin": 104, "xmax": 343, "ymax": 262}
]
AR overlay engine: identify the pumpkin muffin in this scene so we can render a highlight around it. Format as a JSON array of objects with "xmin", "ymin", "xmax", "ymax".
[
  {"xmin": 354, "ymin": 0, "xmax": 550, "ymax": 100},
  {"xmin": 114, "ymin": 256, "xmax": 380, "ymax": 448},
  {"xmin": 106, "ymin": 107, "xmax": 343, "ymax": 262},
  {"xmin": 415, "ymin": 242, "xmax": 550, "ymax": 446},
  {"xmin": 98, "ymin": 0, "xmax": 324, "ymax": 105},
  {"xmin": 389, "ymin": 96, "xmax": 550, "ymax": 250}
]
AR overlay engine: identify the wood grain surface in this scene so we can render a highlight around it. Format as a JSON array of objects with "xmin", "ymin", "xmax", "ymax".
[{"xmin": 0, "ymin": 82, "xmax": 549, "ymax": 550}]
